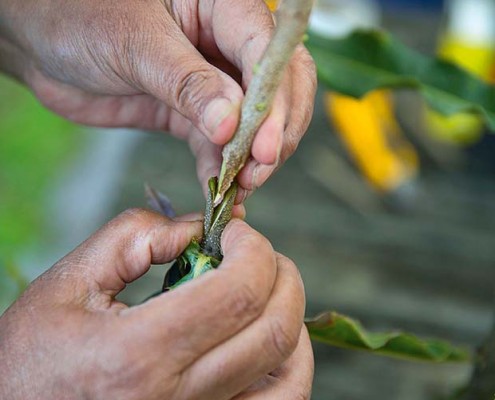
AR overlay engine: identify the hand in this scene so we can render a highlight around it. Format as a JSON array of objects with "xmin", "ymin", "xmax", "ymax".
[
  {"xmin": 0, "ymin": 0, "xmax": 316, "ymax": 200},
  {"xmin": 0, "ymin": 210, "xmax": 313, "ymax": 399}
]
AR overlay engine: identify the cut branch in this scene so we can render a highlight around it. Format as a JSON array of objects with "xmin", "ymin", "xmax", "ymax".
[{"xmin": 215, "ymin": 0, "xmax": 314, "ymax": 204}]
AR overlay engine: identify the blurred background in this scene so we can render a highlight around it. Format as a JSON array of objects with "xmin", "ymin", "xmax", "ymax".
[{"xmin": 1, "ymin": 0, "xmax": 495, "ymax": 398}]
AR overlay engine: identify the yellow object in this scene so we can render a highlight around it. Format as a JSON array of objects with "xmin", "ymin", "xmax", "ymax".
[
  {"xmin": 424, "ymin": 0, "xmax": 495, "ymax": 145},
  {"xmin": 265, "ymin": 0, "xmax": 279, "ymax": 12},
  {"xmin": 424, "ymin": 34, "xmax": 495, "ymax": 145},
  {"xmin": 439, "ymin": 35, "xmax": 495, "ymax": 76},
  {"xmin": 326, "ymin": 91, "xmax": 419, "ymax": 193}
]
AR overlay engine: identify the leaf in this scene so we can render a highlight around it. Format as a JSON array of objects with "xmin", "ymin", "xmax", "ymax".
[
  {"xmin": 305, "ymin": 311, "xmax": 471, "ymax": 363},
  {"xmin": 306, "ymin": 30, "xmax": 495, "ymax": 130},
  {"xmin": 145, "ymin": 184, "xmax": 176, "ymax": 218}
]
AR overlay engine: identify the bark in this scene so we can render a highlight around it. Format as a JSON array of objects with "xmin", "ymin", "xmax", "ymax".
[{"xmin": 215, "ymin": 0, "xmax": 314, "ymax": 205}]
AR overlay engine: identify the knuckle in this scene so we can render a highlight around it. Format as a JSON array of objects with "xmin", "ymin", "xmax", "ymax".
[
  {"xmin": 292, "ymin": 390, "xmax": 312, "ymax": 400},
  {"xmin": 224, "ymin": 221, "xmax": 274, "ymax": 255},
  {"xmin": 265, "ymin": 315, "xmax": 299, "ymax": 361},
  {"xmin": 284, "ymin": 129, "xmax": 301, "ymax": 158},
  {"xmin": 228, "ymin": 279, "xmax": 266, "ymax": 319},
  {"xmin": 243, "ymin": 229, "xmax": 273, "ymax": 254},
  {"xmin": 293, "ymin": 45, "xmax": 317, "ymax": 110},
  {"xmin": 115, "ymin": 208, "xmax": 161, "ymax": 231},
  {"xmin": 277, "ymin": 253, "xmax": 303, "ymax": 282},
  {"xmin": 119, "ymin": 207, "xmax": 155, "ymax": 222},
  {"xmin": 173, "ymin": 67, "xmax": 219, "ymax": 113},
  {"xmin": 280, "ymin": 123, "xmax": 303, "ymax": 163},
  {"xmin": 277, "ymin": 253, "xmax": 306, "ymax": 306},
  {"xmin": 296, "ymin": 45, "xmax": 317, "ymax": 84}
]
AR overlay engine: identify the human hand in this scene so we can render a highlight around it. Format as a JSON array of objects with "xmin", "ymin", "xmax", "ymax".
[
  {"xmin": 0, "ymin": 0, "xmax": 316, "ymax": 201},
  {"xmin": 0, "ymin": 210, "xmax": 313, "ymax": 399}
]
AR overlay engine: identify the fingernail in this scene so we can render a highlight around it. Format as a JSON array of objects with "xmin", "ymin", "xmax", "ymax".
[
  {"xmin": 252, "ymin": 164, "xmax": 275, "ymax": 190},
  {"xmin": 235, "ymin": 188, "xmax": 252, "ymax": 205},
  {"xmin": 203, "ymin": 98, "xmax": 234, "ymax": 138},
  {"xmin": 174, "ymin": 213, "xmax": 204, "ymax": 223},
  {"xmin": 275, "ymin": 130, "xmax": 283, "ymax": 165}
]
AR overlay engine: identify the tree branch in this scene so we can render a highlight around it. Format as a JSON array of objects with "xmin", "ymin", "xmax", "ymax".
[{"xmin": 215, "ymin": 0, "xmax": 314, "ymax": 205}]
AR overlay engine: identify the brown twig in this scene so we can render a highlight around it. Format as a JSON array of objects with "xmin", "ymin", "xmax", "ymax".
[{"xmin": 214, "ymin": 0, "xmax": 314, "ymax": 205}]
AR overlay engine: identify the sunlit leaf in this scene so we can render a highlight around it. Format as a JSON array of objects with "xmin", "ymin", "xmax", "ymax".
[
  {"xmin": 306, "ymin": 311, "xmax": 471, "ymax": 362},
  {"xmin": 307, "ymin": 30, "xmax": 495, "ymax": 130}
]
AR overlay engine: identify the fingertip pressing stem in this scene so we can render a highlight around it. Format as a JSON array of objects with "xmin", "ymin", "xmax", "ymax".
[{"xmin": 215, "ymin": 0, "xmax": 314, "ymax": 203}]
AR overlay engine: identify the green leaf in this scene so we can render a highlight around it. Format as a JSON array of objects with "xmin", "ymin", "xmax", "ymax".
[
  {"xmin": 306, "ymin": 29, "xmax": 495, "ymax": 130},
  {"xmin": 0, "ymin": 75, "xmax": 78, "ymax": 259},
  {"xmin": 305, "ymin": 312, "xmax": 471, "ymax": 363}
]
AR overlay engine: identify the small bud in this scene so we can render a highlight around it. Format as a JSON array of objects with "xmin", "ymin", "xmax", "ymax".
[{"xmin": 255, "ymin": 102, "xmax": 267, "ymax": 112}]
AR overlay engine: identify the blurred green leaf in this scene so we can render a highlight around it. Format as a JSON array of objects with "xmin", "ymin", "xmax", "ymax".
[
  {"xmin": 306, "ymin": 311, "xmax": 471, "ymax": 363},
  {"xmin": 0, "ymin": 75, "xmax": 78, "ymax": 259},
  {"xmin": 307, "ymin": 29, "xmax": 495, "ymax": 130}
]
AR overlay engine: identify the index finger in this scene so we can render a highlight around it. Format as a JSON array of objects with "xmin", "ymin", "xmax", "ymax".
[
  {"xmin": 203, "ymin": 0, "xmax": 275, "ymax": 82},
  {"xmin": 122, "ymin": 219, "xmax": 278, "ymax": 370}
]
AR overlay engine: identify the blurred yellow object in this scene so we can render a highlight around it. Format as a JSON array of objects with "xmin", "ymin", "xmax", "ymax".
[
  {"xmin": 309, "ymin": 0, "xmax": 417, "ymax": 195},
  {"xmin": 265, "ymin": 0, "xmax": 279, "ymax": 12},
  {"xmin": 424, "ymin": 36, "xmax": 495, "ymax": 145},
  {"xmin": 326, "ymin": 91, "xmax": 419, "ymax": 193},
  {"xmin": 440, "ymin": 36, "xmax": 495, "ymax": 76},
  {"xmin": 424, "ymin": 0, "xmax": 495, "ymax": 145}
]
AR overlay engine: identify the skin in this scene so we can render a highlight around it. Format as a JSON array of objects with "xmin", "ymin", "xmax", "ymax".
[
  {"xmin": 0, "ymin": 0, "xmax": 317, "ymax": 206},
  {"xmin": 0, "ymin": 1, "xmax": 316, "ymax": 396},
  {"xmin": 0, "ymin": 211, "xmax": 313, "ymax": 399}
]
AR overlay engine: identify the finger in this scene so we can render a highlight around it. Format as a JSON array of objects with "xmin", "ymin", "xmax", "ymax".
[
  {"xmin": 204, "ymin": 0, "xmax": 274, "ymax": 82},
  {"xmin": 203, "ymin": 0, "xmax": 293, "ymax": 159},
  {"xmin": 232, "ymin": 203, "xmax": 247, "ymax": 220},
  {"xmin": 251, "ymin": 81, "xmax": 290, "ymax": 165},
  {"xmin": 207, "ymin": 0, "xmax": 285, "ymax": 163},
  {"xmin": 188, "ymin": 128, "xmax": 222, "ymax": 195},
  {"xmin": 121, "ymin": 219, "xmax": 278, "ymax": 370},
  {"xmin": 50, "ymin": 209, "xmax": 202, "ymax": 300},
  {"xmin": 176, "ymin": 253, "xmax": 305, "ymax": 400},
  {"xmin": 125, "ymin": 8, "xmax": 244, "ymax": 143},
  {"xmin": 231, "ymin": 47, "xmax": 316, "ymax": 193},
  {"xmin": 187, "ymin": 128, "xmax": 249, "ymax": 212},
  {"xmin": 28, "ymin": 69, "xmax": 174, "ymax": 130},
  {"xmin": 236, "ymin": 159, "xmax": 278, "ymax": 196},
  {"xmin": 277, "ymin": 45, "xmax": 317, "ymax": 167},
  {"xmin": 233, "ymin": 327, "xmax": 314, "ymax": 400}
]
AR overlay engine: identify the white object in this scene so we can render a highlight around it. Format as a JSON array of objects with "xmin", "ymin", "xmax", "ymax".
[
  {"xmin": 309, "ymin": 0, "xmax": 381, "ymax": 38},
  {"xmin": 447, "ymin": 0, "xmax": 495, "ymax": 44}
]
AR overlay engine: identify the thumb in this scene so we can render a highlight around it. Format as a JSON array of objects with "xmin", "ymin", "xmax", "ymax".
[
  {"xmin": 50, "ymin": 209, "xmax": 202, "ymax": 302},
  {"xmin": 128, "ymin": 12, "xmax": 243, "ymax": 144}
]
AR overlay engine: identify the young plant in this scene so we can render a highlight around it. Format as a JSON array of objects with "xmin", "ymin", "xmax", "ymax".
[
  {"xmin": 147, "ymin": 0, "xmax": 495, "ymax": 389},
  {"xmin": 149, "ymin": 0, "xmax": 313, "ymax": 293}
]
